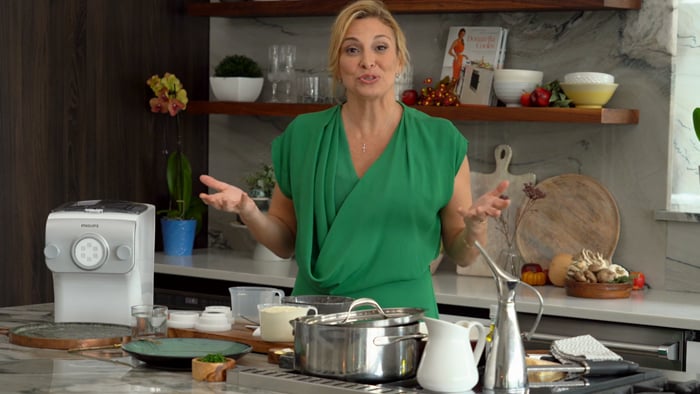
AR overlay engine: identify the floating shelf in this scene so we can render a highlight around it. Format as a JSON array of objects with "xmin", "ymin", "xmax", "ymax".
[
  {"xmin": 187, "ymin": 101, "xmax": 639, "ymax": 124},
  {"xmin": 187, "ymin": 0, "xmax": 642, "ymax": 18}
]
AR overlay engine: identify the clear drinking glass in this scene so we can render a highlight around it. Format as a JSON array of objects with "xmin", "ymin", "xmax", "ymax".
[
  {"xmin": 130, "ymin": 304, "xmax": 168, "ymax": 340},
  {"xmin": 268, "ymin": 44, "xmax": 296, "ymax": 103}
]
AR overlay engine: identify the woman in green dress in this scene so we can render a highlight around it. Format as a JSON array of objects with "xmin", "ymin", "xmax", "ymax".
[{"xmin": 199, "ymin": 0, "xmax": 510, "ymax": 318}]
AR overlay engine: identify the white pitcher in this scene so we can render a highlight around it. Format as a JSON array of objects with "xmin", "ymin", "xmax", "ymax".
[{"xmin": 417, "ymin": 317, "xmax": 487, "ymax": 392}]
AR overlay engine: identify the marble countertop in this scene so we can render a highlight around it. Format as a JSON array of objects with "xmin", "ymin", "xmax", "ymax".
[
  {"xmin": 2, "ymin": 303, "xmax": 698, "ymax": 393},
  {"xmin": 156, "ymin": 249, "xmax": 700, "ymax": 331},
  {"xmin": 0, "ymin": 303, "xmax": 282, "ymax": 393}
]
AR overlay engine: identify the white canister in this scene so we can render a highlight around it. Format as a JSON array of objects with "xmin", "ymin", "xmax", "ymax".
[{"xmin": 258, "ymin": 304, "xmax": 317, "ymax": 342}]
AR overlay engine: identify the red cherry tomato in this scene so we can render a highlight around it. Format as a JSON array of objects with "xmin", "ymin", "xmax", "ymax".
[
  {"xmin": 631, "ymin": 271, "xmax": 645, "ymax": 290},
  {"xmin": 530, "ymin": 87, "xmax": 552, "ymax": 107},
  {"xmin": 520, "ymin": 91, "xmax": 532, "ymax": 107},
  {"xmin": 423, "ymin": 77, "xmax": 433, "ymax": 85}
]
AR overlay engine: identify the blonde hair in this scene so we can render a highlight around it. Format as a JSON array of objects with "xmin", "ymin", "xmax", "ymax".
[{"xmin": 327, "ymin": 0, "xmax": 410, "ymax": 82}]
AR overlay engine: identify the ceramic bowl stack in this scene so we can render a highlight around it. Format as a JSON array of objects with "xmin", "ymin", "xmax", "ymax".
[
  {"xmin": 493, "ymin": 69, "xmax": 544, "ymax": 107},
  {"xmin": 168, "ymin": 306, "xmax": 234, "ymax": 332},
  {"xmin": 195, "ymin": 306, "xmax": 234, "ymax": 332},
  {"xmin": 559, "ymin": 72, "xmax": 618, "ymax": 108}
]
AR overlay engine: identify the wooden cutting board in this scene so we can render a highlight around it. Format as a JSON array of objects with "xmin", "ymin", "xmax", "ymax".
[
  {"xmin": 457, "ymin": 144, "xmax": 536, "ymax": 277},
  {"xmin": 168, "ymin": 324, "xmax": 293, "ymax": 354},
  {"xmin": 515, "ymin": 173, "xmax": 620, "ymax": 266}
]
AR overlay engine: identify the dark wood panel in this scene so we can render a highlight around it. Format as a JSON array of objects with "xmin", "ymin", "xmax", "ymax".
[
  {"xmin": 187, "ymin": 0, "xmax": 642, "ymax": 17},
  {"xmin": 0, "ymin": 0, "xmax": 209, "ymax": 307}
]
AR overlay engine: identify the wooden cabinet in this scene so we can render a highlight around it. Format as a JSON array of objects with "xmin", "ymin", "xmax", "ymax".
[{"xmin": 187, "ymin": 0, "xmax": 641, "ymax": 124}]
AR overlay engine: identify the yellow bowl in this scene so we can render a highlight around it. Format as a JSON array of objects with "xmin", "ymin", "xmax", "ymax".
[{"xmin": 559, "ymin": 83, "xmax": 618, "ymax": 108}]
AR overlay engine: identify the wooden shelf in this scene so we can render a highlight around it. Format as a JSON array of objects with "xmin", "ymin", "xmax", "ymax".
[
  {"xmin": 187, "ymin": 101, "xmax": 639, "ymax": 124},
  {"xmin": 187, "ymin": 0, "xmax": 642, "ymax": 18}
]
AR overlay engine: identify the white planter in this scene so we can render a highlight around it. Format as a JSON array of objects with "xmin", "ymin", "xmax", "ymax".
[{"xmin": 210, "ymin": 76, "xmax": 264, "ymax": 102}]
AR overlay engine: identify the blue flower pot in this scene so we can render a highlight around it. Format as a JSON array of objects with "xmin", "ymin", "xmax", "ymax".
[{"xmin": 161, "ymin": 218, "xmax": 196, "ymax": 256}]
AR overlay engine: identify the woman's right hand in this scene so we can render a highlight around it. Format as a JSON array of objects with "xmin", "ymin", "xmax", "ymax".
[{"xmin": 199, "ymin": 174, "xmax": 257, "ymax": 217}]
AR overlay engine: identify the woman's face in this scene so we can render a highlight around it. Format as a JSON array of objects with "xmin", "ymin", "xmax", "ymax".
[{"xmin": 338, "ymin": 17, "xmax": 401, "ymax": 102}]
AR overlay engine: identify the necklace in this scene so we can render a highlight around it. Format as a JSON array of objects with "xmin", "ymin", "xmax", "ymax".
[{"xmin": 361, "ymin": 143, "xmax": 367, "ymax": 153}]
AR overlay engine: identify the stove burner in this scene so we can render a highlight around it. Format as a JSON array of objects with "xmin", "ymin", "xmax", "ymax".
[{"xmin": 230, "ymin": 367, "xmax": 700, "ymax": 394}]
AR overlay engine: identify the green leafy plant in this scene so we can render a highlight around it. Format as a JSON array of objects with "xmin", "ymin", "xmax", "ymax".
[
  {"xmin": 214, "ymin": 55, "xmax": 263, "ymax": 78},
  {"xmin": 245, "ymin": 163, "xmax": 276, "ymax": 198},
  {"xmin": 693, "ymin": 107, "xmax": 699, "ymax": 141},
  {"xmin": 147, "ymin": 73, "xmax": 206, "ymax": 231},
  {"xmin": 198, "ymin": 353, "xmax": 227, "ymax": 363}
]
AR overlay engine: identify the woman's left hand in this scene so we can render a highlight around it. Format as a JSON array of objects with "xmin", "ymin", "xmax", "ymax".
[{"xmin": 459, "ymin": 180, "xmax": 511, "ymax": 226}]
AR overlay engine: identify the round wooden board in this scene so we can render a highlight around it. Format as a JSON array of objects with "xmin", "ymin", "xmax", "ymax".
[{"xmin": 515, "ymin": 174, "xmax": 620, "ymax": 266}]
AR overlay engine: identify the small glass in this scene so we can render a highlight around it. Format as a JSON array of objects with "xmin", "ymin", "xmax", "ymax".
[
  {"xmin": 297, "ymin": 75, "xmax": 320, "ymax": 103},
  {"xmin": 267, "ymin": 44, "xmax": 296, "ymax": 103},
  {"xmin": 130, "ymin": 304, "xmax": 168, "ymax": 340}
]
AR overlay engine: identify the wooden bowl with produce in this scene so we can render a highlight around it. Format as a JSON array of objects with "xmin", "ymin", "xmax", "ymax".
[
  {"xmin": 562, "ymin": 249, "xmax": 633, "ymax": 299},
  {"xmin": 565, "ymin": 280, "xmax": 632, "ymax": 299}
]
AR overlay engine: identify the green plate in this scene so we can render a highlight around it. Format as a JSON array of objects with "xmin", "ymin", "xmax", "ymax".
[{"xmin": 122, "ymin": 338, "xmax": 252, "ymax": 369}]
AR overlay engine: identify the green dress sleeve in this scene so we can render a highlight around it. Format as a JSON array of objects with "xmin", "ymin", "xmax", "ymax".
[{"xmin": 272, "ymin": 104, "xmax": 468, "ymax": 318}]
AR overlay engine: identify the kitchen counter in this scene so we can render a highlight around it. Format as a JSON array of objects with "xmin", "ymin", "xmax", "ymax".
[
  {"xmin": 0, "ymin": 303, "xmax": 283, "ymax": 393},
  {"xmin": 156, "ymin": 249, "xmax": 700, "ymax": 331},
  {"xmin": 1, "ymin": 303, "xmax": 698, "ymax": 394}
]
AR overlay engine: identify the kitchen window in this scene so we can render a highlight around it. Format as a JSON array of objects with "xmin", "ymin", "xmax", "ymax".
[{"xmin": 669, "ymin": 0, "xmax": 700, "ymax": 214}]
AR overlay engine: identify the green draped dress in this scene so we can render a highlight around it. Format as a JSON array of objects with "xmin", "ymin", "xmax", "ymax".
[{"xmin": 271, "ymin": 103, "xmax": 468, "ymax": 318}]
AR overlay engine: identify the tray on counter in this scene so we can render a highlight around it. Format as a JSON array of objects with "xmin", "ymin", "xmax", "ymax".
[{"xmin": 168, "ymin": 323, "xmax": 292, "ymax": 354}]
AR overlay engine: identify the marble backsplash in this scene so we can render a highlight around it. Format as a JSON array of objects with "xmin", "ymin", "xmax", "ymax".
[{"xmin": 205, "ymin": 1, "xmax": 699, "ymax": 293}]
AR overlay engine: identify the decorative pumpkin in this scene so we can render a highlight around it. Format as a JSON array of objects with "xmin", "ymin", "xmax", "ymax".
[
  {"xmin": 521, "ymin": 271, "xmax": 547, "ymax": 286},
  {"xmin": 548, "ymin": 253, "xmax": 574, "ymax": 287}
]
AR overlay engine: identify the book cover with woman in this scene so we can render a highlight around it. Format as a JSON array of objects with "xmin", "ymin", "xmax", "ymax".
[{"xmin": 441, "ymin": 26, "xmax": 508, "ymax": 105}]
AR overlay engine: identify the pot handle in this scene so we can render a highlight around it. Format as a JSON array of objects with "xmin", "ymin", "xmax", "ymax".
[
  {"xmin": 341, "ymin": 298, "xmax": 387, "ymax": 324},
  {"xmin": 373, "ymin": 333, "xmax": 427, "ymax": 346}
]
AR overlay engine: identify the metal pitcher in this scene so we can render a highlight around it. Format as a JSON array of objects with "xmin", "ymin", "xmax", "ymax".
[{"xmin": 474, "ymin": 241, "xmax": 544, "ymax": 393}]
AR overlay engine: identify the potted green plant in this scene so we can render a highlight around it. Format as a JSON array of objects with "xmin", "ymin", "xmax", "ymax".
[
  {"xmin": 147, "ymin": 72, "xmax": 206, "ymax": 256},
  {"xmin": 210, "ymin": 54, "xmax": 264, "ymax": 102},
  {"xmin": 241, "ymin": 163, "xmax": 288, "ymax": 261},
  {"xmin": 191, "ymin": 353, "xmax": 236, "ymax": 382},
  {"xmin": 245, "ymin": 162, "xmax": 275, "ymax": 204}
]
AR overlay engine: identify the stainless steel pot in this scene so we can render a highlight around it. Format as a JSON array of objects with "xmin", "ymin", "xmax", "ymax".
[{"xmin": 290, "ymin": 298, "xmax": 425, "ymax": 383}]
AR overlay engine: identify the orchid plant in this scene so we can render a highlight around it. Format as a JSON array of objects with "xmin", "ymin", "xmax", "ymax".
[{"xmin": 147, "ymin": 73, "xmax": 205, "ymax": 229}]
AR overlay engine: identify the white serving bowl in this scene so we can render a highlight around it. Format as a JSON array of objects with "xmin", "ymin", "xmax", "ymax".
[
  {"xmin": 564, "ymin": 72, "xmax": 614, "ymax": 84},
  {"xmin": 559, "ymin": 82, "xmax": 619, "ymax": 108},
  {"xmin": 493, "ymin": 69, "xmax": 544, "ymax": 107},
  {"xmin": 210, "ymin": 76, "xmax": 264, "ymax": 102}
]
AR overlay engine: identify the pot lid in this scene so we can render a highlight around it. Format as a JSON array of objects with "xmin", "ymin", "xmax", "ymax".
[{"xmin": 293, "ymin": 298, "xmax": 424, "ymax": 327}]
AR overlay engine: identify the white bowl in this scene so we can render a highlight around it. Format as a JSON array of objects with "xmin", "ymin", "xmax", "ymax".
[
  {"xmin": 493, "ymin": 81, "xmax": 540, "ymax": 107},
  {"xmin": 493, "ymin": 69, "xmax": 543, "ymax": 107},
  {"xmin": 210, "ymin": 76, "xmax": 264, "ymax": 102},
  {"xmin": 564, "ymin": 72, "xmax": 614, "ymax": 84},
  {"xmin": 493, "ymin": 69, "xmax": 544, "ymax": 83}
]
